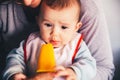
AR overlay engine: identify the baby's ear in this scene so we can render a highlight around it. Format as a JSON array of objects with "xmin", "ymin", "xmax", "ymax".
[{"xmin": 75, "ymin": 22, "xmax": 82, "ymax": 31}]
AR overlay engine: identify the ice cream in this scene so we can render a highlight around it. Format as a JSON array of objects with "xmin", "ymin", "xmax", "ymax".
[{"xmin": 36, "ymin": 43, "xmax": 56, "ymax": 72}]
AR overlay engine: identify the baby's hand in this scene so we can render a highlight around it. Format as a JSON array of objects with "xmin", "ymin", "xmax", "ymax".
[
  {"xmin": 9, "ymin": 73, "xmax": 26, "ymax": 80},
  {"xmin": 55, "ymin": 66, "xmax": 77, "ymax": 80},
  {"xmin": 27, "ymin": 72, "xmax": 55, "ymax": 80}
]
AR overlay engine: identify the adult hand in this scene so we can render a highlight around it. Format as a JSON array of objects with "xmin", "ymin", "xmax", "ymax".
[{"xmin": 23, "ymin": 0, "xmax": 41, "ymax": 8}]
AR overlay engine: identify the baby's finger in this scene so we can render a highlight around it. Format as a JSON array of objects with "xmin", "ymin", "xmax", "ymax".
[
  {"xmin": 55, "ymin": 70, "xmax": 68, "ymax": 77},
  {"xmin": 55, "ymin": 66, "xmax": 65, "ymax": 71},
  {"xmin": 66, "ymin": 76, "xmax": 76, "ymax": 80}
]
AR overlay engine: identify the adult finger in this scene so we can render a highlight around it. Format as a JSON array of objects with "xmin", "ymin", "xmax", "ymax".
[
  {"xmin": 23, "ymin": 0, "xmax": 41, "ymax": 8},
  {"xmin": 23, "ymin": 0, "xmax": 32, "ymax": 6}
]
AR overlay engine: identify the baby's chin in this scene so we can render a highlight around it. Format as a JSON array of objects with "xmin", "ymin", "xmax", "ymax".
[
  {"xmin": 45, "ymin": 41, "xmax": 64, "ymax": 48},
  {"xmin": 53, "ymin": 45, "xmax": 60, "ymax": 48},
  {"xmin": 50, "ymin": 43, "xmax": 61, "ymax": 48},
  {"xmin": 51, "ymin": 44, "xmax": 60, "ymax": 48},
  {"xmin": 53, "ymin": 44, "xmax": 66, "ymax": 49}
]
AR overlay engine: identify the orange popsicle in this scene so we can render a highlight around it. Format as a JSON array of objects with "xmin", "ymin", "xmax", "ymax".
[{"xmin": 36, "ymin": 43, "xmax": 56, "ymax": 72}]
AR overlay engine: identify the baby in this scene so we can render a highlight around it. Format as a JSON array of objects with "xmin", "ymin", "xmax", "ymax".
[{"xmin": 3, "ymin": 0, "xmax": 96, "ymax": 80}]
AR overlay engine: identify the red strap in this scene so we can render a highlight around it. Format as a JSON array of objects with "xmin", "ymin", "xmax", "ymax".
[
  {"xmin": 23, "ymin": 40, "xmax": 27, "ymax": 64},
  {"xmin": 72, "ymin": 35, "xmax": 83, "ymax": 63}
]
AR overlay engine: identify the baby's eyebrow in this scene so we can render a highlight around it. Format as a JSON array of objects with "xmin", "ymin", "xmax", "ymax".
[
  {"xmin": 58, "ymin": 20, "xmax": 68, "ymax": 24},
  {"xmin": 42, "ymin": 18, "xmax": 52, "ymax": 22},
  {"xmin": 59, "ymin": 22, "xmax": 71, "ymax": 26}
]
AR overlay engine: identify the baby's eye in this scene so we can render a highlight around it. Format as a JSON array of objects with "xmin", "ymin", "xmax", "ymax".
[
  {"xmin": 61, "ymin": 26, "xmax": 68, "ymax": 29},
  {"xmin": 44, "ymin": 23, "xmax": 52, "ymax": 27}
]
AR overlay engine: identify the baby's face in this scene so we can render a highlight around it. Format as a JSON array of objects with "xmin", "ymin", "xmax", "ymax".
[{"xmin": 37, "ymin": 2, "xmax": 81, "ymax": 48}]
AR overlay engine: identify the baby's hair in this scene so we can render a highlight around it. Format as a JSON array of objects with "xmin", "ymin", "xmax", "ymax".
[
  {"xmin": 42, "ymin": 0, "xmax": 81, "ymax": 10},
  {"xmin": 39, "ymin": 0, "xmax": 81, "ymax": 22}
]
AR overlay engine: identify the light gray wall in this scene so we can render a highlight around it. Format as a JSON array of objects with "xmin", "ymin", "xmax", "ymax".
[{"xmin": 101, "ymin": 0, "xmax": 120, "ymax": 63}]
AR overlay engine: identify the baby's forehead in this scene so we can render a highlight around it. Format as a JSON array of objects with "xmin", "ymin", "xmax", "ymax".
[
  {"xmin": 39, "ymin": 0, "xmax": 81, "ymax": 21},
  {"xmin": 39, "ymin": 6, "xmax": 80, "ymax": 24}
]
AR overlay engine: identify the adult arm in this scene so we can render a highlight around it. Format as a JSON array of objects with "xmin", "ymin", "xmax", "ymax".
[
  {"xmin": 0, "ymin": 2, "xmax": 31, "ymax": 77},
  {"xmin": 0, "ymin": 1, "xmax": 38, "ymax": 77},
  {"xmin": 79, "ymin": 0, "xmax": 114, "ymax": 80}
]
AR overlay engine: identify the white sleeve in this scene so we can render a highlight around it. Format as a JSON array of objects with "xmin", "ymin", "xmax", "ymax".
[
  {"xmin": 70, "ymin": 41, "xmax": 96, "ymax": 80},
  {"xmin": 2, "ymin": 41, "xmax": 26, "ymax": 80}
]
